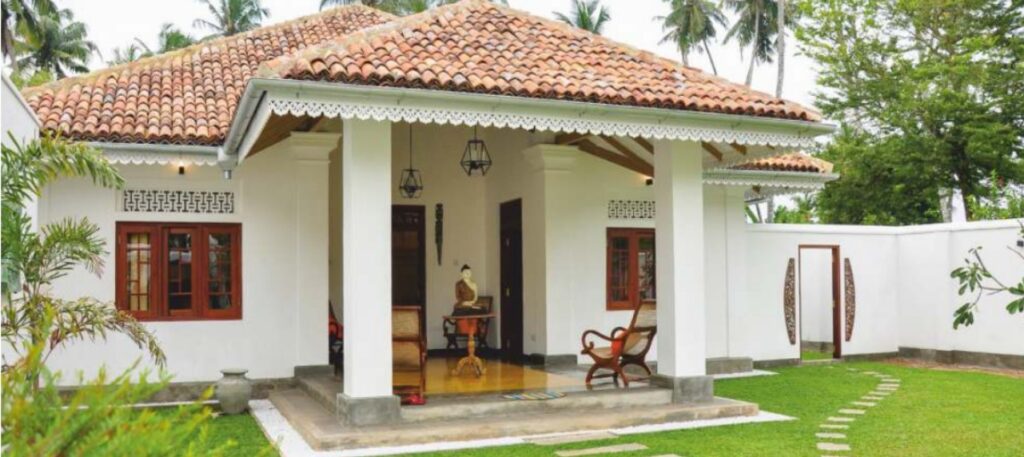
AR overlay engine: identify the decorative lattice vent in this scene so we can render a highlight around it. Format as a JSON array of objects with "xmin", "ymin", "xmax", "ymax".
[
  {"xmin": 608, "ymin": 200, "xmax": 655, "ymax": 220},
  {"xmin": 122, "ymin": 190, "xmax": 235, "ymax": 214}
]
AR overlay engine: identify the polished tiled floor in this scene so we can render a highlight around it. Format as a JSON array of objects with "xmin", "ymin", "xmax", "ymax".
[{"xmin": 393, "ymin": 356, "xmax": 652, "ymax": 397}]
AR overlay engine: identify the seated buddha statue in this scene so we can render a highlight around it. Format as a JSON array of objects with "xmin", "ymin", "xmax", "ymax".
[{"xmin": 452, "ymin": 264, "xmax": 482, "ymax": 315}]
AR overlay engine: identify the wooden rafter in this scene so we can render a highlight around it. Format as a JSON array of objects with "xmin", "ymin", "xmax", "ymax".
[
  {"xmin": 701, "ymin": 142, "xmax": 724, "ymax": 162},
  {"xmin": 633, "ymin": 137, "xmax": 654, "ymax": 154},
  {"xmin": 599, "ymin": 135, "xmax": 651, "ymax": 167},
  {"xmin": 577, "ymin": 139, "xmax": 654, "ymax": 176},
  {"xmin": 249, "ymin": 114, "xmax": 319, "ymax": 157},
  {"xmin": 555, "ymin": 133, "xmax": 587, "ymax": 145},
  {"xmin": 730, "ymin": 143, "xmax": 748, "ymax": 155}
]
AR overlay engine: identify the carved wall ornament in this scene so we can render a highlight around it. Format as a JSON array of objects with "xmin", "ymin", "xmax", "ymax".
[
  {"xmin": 122, "ymin": 189, "xmax": 234, "ymax": 214},
  {"xmin": 784, "ymin": 258, "xmax": 797, "ymax": 345},
  {"xmin": 845, "ymin": 258, "xmax": 856, "ymax": 342},
  {"xmin": 608, "ymin": 200, "xmax": 656, "ymax": 220}
]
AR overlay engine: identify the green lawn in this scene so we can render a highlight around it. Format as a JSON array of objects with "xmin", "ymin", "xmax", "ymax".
[
  {"xmin": 211, "ymin": 362, "xmax": 1024, "ymax": 456},
  {"xmin": 800, "ymin": 349, "xmax": 833, "ymax": 361}
]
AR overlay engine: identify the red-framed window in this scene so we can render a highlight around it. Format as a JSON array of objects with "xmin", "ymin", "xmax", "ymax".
[
  {"xmin": 606, "ymin": 228, "xmax": 656, "ymax": 311},
  {"xmin": 116, "ymin": 222, "xmax": 242, "ymax": 321}
]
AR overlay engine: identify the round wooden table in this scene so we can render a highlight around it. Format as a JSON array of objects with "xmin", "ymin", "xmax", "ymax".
[{"xmin": 444, "ymin": 313, "xmax": 495, "ymax": 377}]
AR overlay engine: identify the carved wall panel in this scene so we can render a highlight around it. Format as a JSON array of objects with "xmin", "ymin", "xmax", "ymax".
[
  {"xmin": 845, "ymin": 258, "xmax": 856, "ymax": 342},
  {"xmin": 784, "ymin": 258, "xmax": 797, "ymax": 345}
]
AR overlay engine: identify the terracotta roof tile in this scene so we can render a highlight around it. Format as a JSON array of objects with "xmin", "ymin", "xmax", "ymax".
[
  {"xmin": 23, "ymin": 5, "xmax": 396, "ymax": 146},
  {"xmin": 260, "ymin": 1, "xmax": 818, "ymax": 125},
  {"xmin": 731, "ymin": 153, "xmax": 834, "ymax": 174},
  {"xmin": 24, "ymin": 0, "xmax": 821, "ymax": 147}
]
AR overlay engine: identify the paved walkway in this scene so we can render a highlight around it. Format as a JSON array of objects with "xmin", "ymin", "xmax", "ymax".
[{"xmin": 817, "ymin": 368, "xmax": 901, "ymax": 455}]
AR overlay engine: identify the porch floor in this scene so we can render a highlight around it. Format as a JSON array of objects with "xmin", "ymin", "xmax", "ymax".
[{"xmin": 267, "ymin": 357, "xmax": 757, "ymax": 451}]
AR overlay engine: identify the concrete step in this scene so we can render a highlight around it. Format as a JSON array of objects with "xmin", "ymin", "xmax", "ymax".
[
  {"xmin": 268, "ymin": 389, "xmax": 345, "ymax": 451},
  {"xmin": 270, "ymin": 387, "xmax": 758, "ymax": 451},
  {"xmin": 401, "ymin": 387, "xmax": 673, "ymax": 423},
  {"xmin": 295, "ymin": 374, "xmax": 340, "ymax": 412}
]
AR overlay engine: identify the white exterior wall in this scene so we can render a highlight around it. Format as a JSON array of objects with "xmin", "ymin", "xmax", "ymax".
[
  {"xmin": 40, "ymin": 144, "xmax": 331, "ymax": 384},
  {"xmin": 744, "ymin": 220, "xmax": 1024, "ymax": 361}
]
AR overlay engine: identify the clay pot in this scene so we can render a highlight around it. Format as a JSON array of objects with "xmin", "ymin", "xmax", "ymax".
[{"xmin": 216, "ymin": 368, "xmax": 252, "ymax": 414}]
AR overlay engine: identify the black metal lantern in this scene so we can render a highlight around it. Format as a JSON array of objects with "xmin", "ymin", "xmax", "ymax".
[
  {"xmin": 398, "ymin": 124, "xmax": 423, "ymax": 198},
  {"xmin": 460, "ymin": 126, "xmax": 492, "ymax": 176}
]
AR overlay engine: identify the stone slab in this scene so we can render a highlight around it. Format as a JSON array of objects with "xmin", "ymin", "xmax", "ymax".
[
  {"xmin": 816, "ymin": 432, "xmax": 847, "ymax": 439},
  {"xmin": 852, "ymin": 401, "xmax": 876, "ymax": 407},
  {"xmin": 863, "ymin": 396, "xmax": 884, "ymax": 401},
  {"xmin": 827, "ymin": 416, "xmax": 855, "ymax": 422},
  {"xmin": 555, "ymin": 443, "xmax": 648, "ymax": 456},
  {"xmin": 820, "ymin": 423, "xmax": 849, "ymax": 429},
  {"xmin": 817, "ymin": 442, "xmax": 851, "ymax": 452},
  {"xmin": 527, "ymin": 432, "xmax": 617, "ymax": 446},
  {"xmin": 838, "ymin": 409, "xmax": 866, "ymax": 415}
]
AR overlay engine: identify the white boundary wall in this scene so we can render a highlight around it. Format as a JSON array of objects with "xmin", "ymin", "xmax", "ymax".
[{"xmin": 743, "ymin": 220, "xmax": 1024, "ymax": 361}]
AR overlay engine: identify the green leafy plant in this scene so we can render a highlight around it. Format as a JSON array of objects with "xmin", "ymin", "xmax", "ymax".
[
  {"xmin": 1, "ymin": 134, "xmax": 164, "ymax": 374},
  {"xmin": 2, "ymin": 308, "xmax": 237, "ymax": 457},
  {"xmin": 950, "ymin": 222, "xmax": 1024, "ymax": 329}
]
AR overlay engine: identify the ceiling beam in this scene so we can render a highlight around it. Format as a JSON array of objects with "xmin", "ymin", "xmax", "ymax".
[
  {"xmin": 701, "ymin": 142, "xmax": 724, "ymax": 162},
  {"xmin": 599, "ymin": 135, "xmax": 651, "ymax": 167},
  {"xmin": 633, "ymin": 137, "xmax": 654, "ymax": 154},
  {"xmin": 555, "ymin": 133, "xmax": 587, "ymax": 145},
  {"xmin": 577, "ymin": 139, "xmax": 654, "ymax": 176}
]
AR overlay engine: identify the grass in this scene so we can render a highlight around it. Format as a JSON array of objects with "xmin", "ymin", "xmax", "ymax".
[
  {"xmin": 208, "ymin": 362, "xmax": 1024, "ymax": 456},
  {"xmin": 801, "ymin": 349, "xmax": 833, "ymax": 360}
]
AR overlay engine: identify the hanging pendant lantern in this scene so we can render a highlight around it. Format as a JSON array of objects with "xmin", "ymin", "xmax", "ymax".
[
  {"xmin": 399, "ymin": 124, "xmax": 424, "ymax": 199},
  {"xmin": 460, "ymin": 126, "xmax": 492, "ymax": 176}
]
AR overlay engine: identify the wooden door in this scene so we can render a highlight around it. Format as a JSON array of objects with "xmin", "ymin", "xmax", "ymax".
[
  {"xmin": 500, "ymin": 199, "xmax": 524, "ymax": 359},
  {"xmin": 798, "ymin": 244, "xmax": 842, "ymax": 359},
  {"xmin": 392, "ymin": 206, "xmax": 426, "ymax": 315}
]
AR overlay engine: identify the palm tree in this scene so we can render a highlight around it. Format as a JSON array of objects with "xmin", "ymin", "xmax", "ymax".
[
  {"xmin": 1, "ymin": 135, "xmax": 165, "ymax": 370},
  {"xmin": 657, "ymin": 0, "xmax": 726, "ymax": 74},
  {"xmin": 554, "ymin": 0, "xmax": 611, "ymax": 35},
  {"xmin": 775, "ymin": 0, "xmax": 786, "ymax": 97},
  {"xmin": 1, "ymin": 0, "xmax": 56, "ymax": 72},
  {"xmin": 723, "ymin": 0, "xmax": 774, "ymax": 86},
  {"xmin": 194, "ymin": 0, "xmax": 269, "ymax": 38},
  {"xmin": 108, "ymin": 44, "xmax": 145, "ymax": 66},
  {"xmin": 15, "ymin": 8, "xmax": 97, "ymax": 78},
  {"xmin": 150, "ymin": 23, "xmax": 196, "ymax": 53}
]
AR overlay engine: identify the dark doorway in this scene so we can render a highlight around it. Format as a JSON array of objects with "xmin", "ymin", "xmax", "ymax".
[
  {"xmin": 798, "ymin": 245, "xmax": 842, "ymax": 359},
  {"xmin": 500, "ymin": 199, "xmax": 524, "ymax": 360},
  {"xmin": 392, "ymin": 206, "xmax": 426, "ymax": 320}
]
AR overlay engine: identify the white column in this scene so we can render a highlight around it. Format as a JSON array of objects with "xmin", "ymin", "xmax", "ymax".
[
  {"xmin": 341, "ymin": 118, "xmax": 393, "ymax": 399},
  {"xmin": 291, "ymin": 133, "xmax": 337, "ymax": 367},
  {"xmin": 654, "ymin": 139, "xmax": 707, "ymax": 378},
  {"xmin": 723, "ymin": 186, "xmax": 749, "ymax": 358}
]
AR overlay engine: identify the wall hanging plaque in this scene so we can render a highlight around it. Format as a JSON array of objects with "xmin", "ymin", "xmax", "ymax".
[
  {"xmin": 435, "ymin": 203, "xmax": 444, "ymax": 265},
  {"xmin": 784, "ymin": 258, "xmax": 797, "ymax": 345},
  {"xmin": 845, "ymin": 258, "xmax": 856, "ymax": 342}
]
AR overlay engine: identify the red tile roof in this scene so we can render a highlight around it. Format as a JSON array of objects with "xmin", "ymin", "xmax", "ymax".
[
  {"xmin": 262, "ymin": 0, "xmax": 818, "ymax": 122},
  {"xmin": 24, "ymin": 0, "xmax": 821, "ymax": 147},
  {"xmin": 732, "ymin": 153, "xmax": 834, "ymax": 174},
  {"xmin": 23, "ymin": 6, "xmax": 395, "ymax": 146}
]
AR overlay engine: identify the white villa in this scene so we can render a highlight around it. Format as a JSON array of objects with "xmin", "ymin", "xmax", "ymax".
[{"xmin": 8, "ymin": 0, "xmax": 1022, "ymax": 449}]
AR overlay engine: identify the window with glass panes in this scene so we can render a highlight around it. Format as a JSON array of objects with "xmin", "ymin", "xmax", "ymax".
[
  {"xmin": 116, "ymin": 223, "xmax": 241, "ymax": 320},
  {"xmin": 606, "ymin": 228, "xmax": 656, "ymax": 310}
]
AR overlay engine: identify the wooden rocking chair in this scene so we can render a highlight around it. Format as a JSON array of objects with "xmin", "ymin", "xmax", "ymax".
[{"xmin": 580, "ymin": 302, "xmax": 657, "ymax": 387}]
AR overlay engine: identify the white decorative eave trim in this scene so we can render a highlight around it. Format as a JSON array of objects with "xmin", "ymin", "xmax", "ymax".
[
  {"xmin": 92, "ymin": 142, "xmax": 219, "ymax": 166},
  {"xmin": 229, "ymin": 79, "xmax": 833, "ymax": 159},
  {"xmin": 704, "ymin": 169, "xmax": 839, "ymax": 190}
]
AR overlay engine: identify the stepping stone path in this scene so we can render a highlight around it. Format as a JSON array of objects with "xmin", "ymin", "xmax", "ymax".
[
  {"xmin": 814, "ymin": 369, "xmax": 901, "ymax": 455},
  {"xmin": 554, "ymin": 443, "xmax": 648, "ymax": 456}
]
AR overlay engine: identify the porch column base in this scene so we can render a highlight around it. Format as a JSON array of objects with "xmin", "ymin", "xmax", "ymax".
[
  {"xmin": 651, "ymin": 374, "xmax": 714, "ymax": 404},
  {"xmin": 337, "ymin": 394, "xmax": 401, "ymax": 426}
]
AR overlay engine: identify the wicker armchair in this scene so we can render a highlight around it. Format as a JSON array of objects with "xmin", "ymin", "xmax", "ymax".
[
  {"xmin": 580, "ymin": 302, "xmax": 657, "ymax": 387},
  {"xmin": 392, "ymin": 306, "xmax": 426, "ymax": 404}
]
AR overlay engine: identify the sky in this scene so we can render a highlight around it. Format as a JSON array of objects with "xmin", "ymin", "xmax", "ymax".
[{"xmin": 61, "ymin": 0, "xmax": 821, "ymax": 109}]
